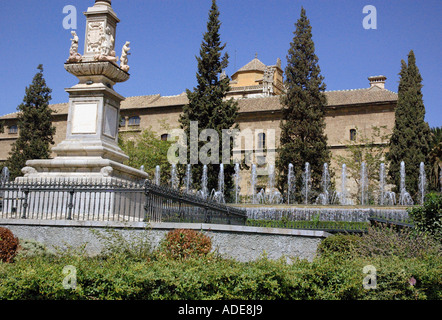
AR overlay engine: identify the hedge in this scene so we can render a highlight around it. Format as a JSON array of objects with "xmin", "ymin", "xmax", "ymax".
[{"xmin": 0, "ymin": 251, "xmax": 440, "ymax": 300}]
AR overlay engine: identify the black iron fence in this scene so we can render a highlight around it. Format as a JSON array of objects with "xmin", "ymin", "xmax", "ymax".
[
  {"xmin": 0, "ymin": 175, "xmax": 413, "ymax": 231},
  {"xmin": 0, "ymin": 178, "xmax": 247, "ymax": 225}
]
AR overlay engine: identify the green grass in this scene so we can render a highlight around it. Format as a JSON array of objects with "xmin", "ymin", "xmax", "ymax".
[{"xmin": 246, "ymin": 219, "xmax": 369, "ymax": 232}]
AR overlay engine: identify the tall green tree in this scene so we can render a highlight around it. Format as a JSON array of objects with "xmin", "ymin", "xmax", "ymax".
[
  {"xmin": 5, "ymin": 65, "xmax": 55, "ymax": 179},
  {"xmin": 179, "ymin": 0, "xmax": 238, "ymax": 195},
  {"xmin": 387, "ymin": 50, "xmax": 431, "ymax": 199},
  {"xmin": 276, "ymin": 7, "xmax": 330, "ymax": 201}
]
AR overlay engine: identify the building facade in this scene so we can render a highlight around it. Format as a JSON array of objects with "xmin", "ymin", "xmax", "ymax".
[{"xmin": 0, "ymin": 57, "xmax": 397, "ymax": 201}]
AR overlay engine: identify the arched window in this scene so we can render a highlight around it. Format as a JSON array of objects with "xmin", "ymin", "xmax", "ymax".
[
  {"xmin": 8, "ymin": 125, "xmax": 18, "ymax": 134},
  {"xmin": 350, "ymin": 129, "xmax": 357, "ymax": 141},
  {"xmin": 258, "ymin": 132, "xmax": 266, "ymax": 149},
  {"xmin": 128, "ymin": 116, "xmax": 140, "ymax": 126},
  {"xmin": 161, "ymin": 133, "xmax": 170, "ymax": 141}
]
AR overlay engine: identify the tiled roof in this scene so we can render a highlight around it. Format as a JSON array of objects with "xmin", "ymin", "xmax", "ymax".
[
  {"xmin": 121, "ymin": 94, "xmax": 161, "ymax": 109},
  {"xmin": 235, "ymin": 58, "xmax": 267, "ymax": 73},
  {"xmin": 235, "ymin": 87, "xmax": 398, "ymax": 113},
  {"xmin": 147, "ymin": 92, "xmax": 188, "ymax": 107},
  {"xmin": 0, "ymin": 87, "xmax": 397, "ymax": 120},
  {"xmin": 325, "ymin": 86, "xmax": 398, "ymax": 106}
]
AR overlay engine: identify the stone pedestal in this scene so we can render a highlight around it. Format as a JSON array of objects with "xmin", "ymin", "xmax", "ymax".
[{"xmin": 22, "ymin": 62, "xmax": 146, "ymax": 183}]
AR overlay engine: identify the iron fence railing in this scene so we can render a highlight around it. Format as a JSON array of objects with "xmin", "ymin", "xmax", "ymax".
[
  {"xmin": 0, "ymin": 174, "xmax": 414, "ymax": 232},
  {"xmin": 0, "ymin": 178, "xmax": 247, "ymax": 225}
]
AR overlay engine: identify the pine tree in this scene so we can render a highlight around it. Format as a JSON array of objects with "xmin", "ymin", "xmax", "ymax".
[
  {"xmin": 179, "ymin": 0, "xmax": 238, "ymax": 195},
  {"xmin": 5, "ymin": 65, "xmax": 55, "ymax": 179},
  {"xmin": 387, "ymin": 50, "xmax": 431, "ymax": 199},
  {"xmin": 276, "ymin": 7, "xmax": 330, "ymax": 201}
]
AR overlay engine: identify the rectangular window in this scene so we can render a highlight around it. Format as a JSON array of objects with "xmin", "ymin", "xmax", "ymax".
[
  {"xmin": 8, "ymin": 125, "xmax": 18, "ymax": 134},
  {"xmin": 128, "ymin": 116, "xmax": 140, "ymax": 126},
  {"xmin": 258, "ymin": 132, "xmax": 266, "ymax": 149},
  {"xmin": 350, "ymin": 129, "xmax": 357, "ymax": 141}
]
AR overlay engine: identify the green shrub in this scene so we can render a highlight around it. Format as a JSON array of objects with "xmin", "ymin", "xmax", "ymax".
[
  {"xmin": 408, "ymin": 192, "xmax": 442, "ymax": 241},
  {"xmin": 355, "ymin": 224, "xmax": 441, "ymax": 258},
  {"xmin": 317, "ymin": 234, "xmax": 362, "ymax": 257},
  {"xmin": 0, "ymin": 225, "xmax": 440, "ymax": 300},
  {"xmin": 90, "ymin": 227, "xmax": 153, "ymax": 261},
  {"xmin": 0, "ymin": 252, "xmax": 440, "ymax": 300},
  {"xmin": 159, "ymin": 229, "xmax": 212, "ymax": 260},
  {"xmin": 0, "ymin": 246, "xmax": 441, "ymax": 300},
  {"xmin": 16, "ymin": 239, "xmax": 53, "ymax": 259},
  {"xmin": 0, "ymin": 227, "xmax": 19, "ymax": 263}
]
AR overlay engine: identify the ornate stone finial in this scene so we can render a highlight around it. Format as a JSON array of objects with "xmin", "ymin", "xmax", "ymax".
[
  {"xmin": 120, "ymin": 41, "xmax": 131, "ymax": 72},
  {"xmin": 95, "ymin": 0, "xmax": 111, "ymax": 5}
]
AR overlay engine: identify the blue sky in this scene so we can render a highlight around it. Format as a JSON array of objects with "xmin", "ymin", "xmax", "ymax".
[{"xmin": 0, "ymin": 0, "xmax": 440, "ymax": 127}]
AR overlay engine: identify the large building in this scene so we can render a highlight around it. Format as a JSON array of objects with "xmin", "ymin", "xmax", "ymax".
[{"xmin": 0, "ymin": 56, "xmax": 397, "ymax": 200}]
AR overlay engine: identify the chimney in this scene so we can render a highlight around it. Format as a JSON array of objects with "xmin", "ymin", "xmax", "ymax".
[{"xmin": 368, "ymin": 75, "xmax": 387, "ymax": 89}]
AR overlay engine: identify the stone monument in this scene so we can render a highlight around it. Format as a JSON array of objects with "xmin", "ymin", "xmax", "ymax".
[{"xmin": 21, "ymin": 0, "xmax": 147, "ymax": 182}]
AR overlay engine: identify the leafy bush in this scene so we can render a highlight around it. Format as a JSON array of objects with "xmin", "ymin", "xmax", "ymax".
[
  {"xmin": 16, "ymin": 239, "xmax": 53, "ymax": 259},
  {"xmin": 160, "ymin": 229, "xmax": 212, "ymax": 260},
  {"xmin": 0, "ymin": 227, "xmax": 19, "ymax": 263},
  {"xmin": 0, "ymin": 252, "xmax": 440, "ymax": 300},
  {"xmin": 317, "ymin": 233, "xmax": 362, "ymax": 257},
  {"xmin": 90, "ymin": 227, "xmax": 153, "ymax": 261},
  {"xmin": 0, "ymin": 226, "xmax": 440, "ymax": 300},
  {"xmin": 356, "ymin": 224, "xmax": 441, "ymax": 259},
  {"xmin": 408, "ymin": 192, "xmax": 442, "ymax": 241}
]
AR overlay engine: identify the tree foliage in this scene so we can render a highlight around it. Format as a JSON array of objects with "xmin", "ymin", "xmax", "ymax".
[
  {"xmin": 179, "ymin": 0, "xmax": 238, "ymax": 195},
  {"xmin": 276, "ymin": 7, "xmax": 330, "ymax": 200},
  {"xmin": 387, "ymin": 51, "xmax": 431, "ymax": 200},
  {"xmin": 5, "ymin": 65, "xmax": 55, "ymax": 179},
  {"xmin": 408, "ymin": 193, "xmax": 442, "ymax": 241},
  {"xmin": 119, "ymin": 127, "xmax": 173, "ymax": 185},
  {"xmin": 428, "ymin": 127, "xmax": 442, "ymax": 192}
]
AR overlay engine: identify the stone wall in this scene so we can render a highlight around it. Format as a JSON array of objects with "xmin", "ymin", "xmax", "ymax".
[{"xmin": 0, "ymin": 219, "xmax": 329, "ymax": 262}]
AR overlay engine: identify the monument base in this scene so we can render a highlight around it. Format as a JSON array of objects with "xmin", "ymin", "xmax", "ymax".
[
  {"xmin": 7, "ymin": 157, "xmax": 148, "ymax": 221},
  {"xmin": 21, "ymin": 156, "xmax": 148, "ymax": 183}
]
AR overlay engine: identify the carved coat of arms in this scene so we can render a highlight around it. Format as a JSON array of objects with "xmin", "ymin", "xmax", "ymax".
[{"xmin": 87, "ymin": 22, "xmax": 105, "ymax": 53}]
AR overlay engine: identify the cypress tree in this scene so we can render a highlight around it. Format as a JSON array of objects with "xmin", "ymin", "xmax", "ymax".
[
  {"xmin": 5, "ymin": 65, "xmax": 55, "ymax": 179},
  {"xmin": 276, "ymin": 7, "xmax": 330, "ymax": 201},
  {"xmin": 179, "ymin": 0, "xmax": 238, "ymax": 195},
  {"xmin": 387, "ymin": 50, "xmax": 431, "ymax": 199}
]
